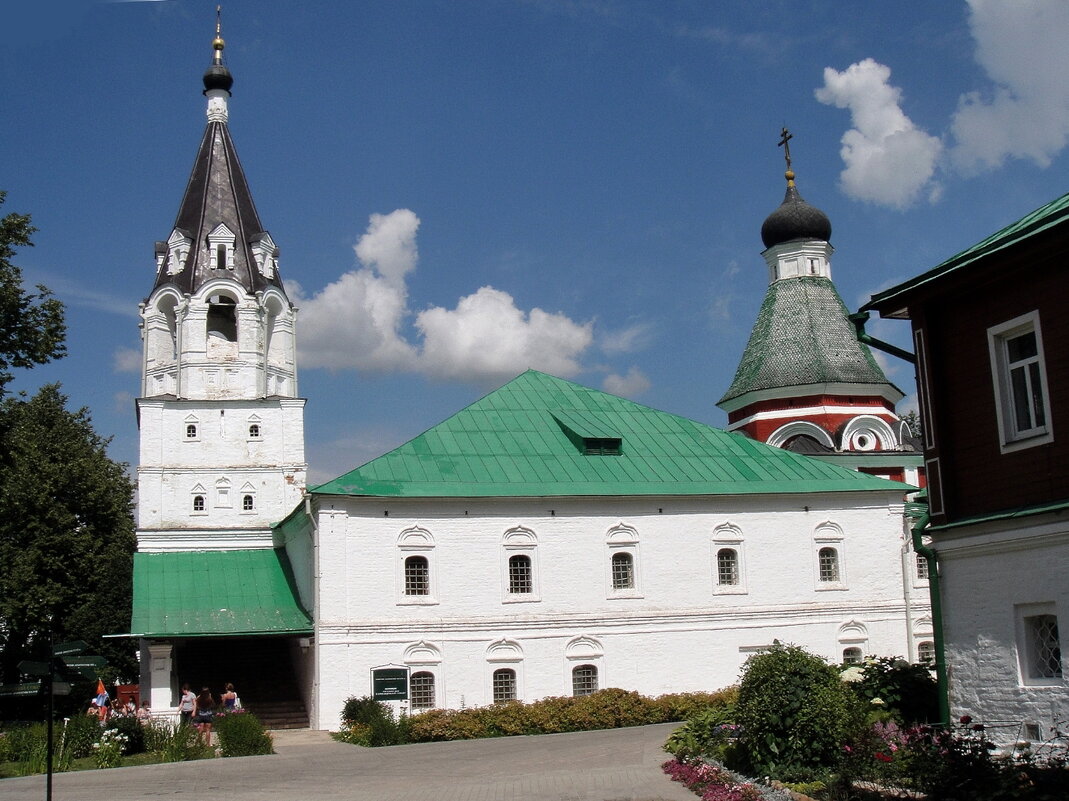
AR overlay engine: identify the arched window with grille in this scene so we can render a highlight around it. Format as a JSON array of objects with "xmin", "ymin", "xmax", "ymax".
[
  {"xmin": 843, "ymin": 647, "xmax": 863, "ymax": 665},
  {"xmin": 717, "ymin": 548, "xmax": 739, "ymax": 586},
  {"xmin": 917, "ymin": 641, "xmax": 935, "ymax": 664},
  {"xmin": 410, "ymin": 671, "xmax": 436, "ymax": 711},
  {"xmin": 192, "ymin": 494, "xmax": 205, "ymax": 513},
  {"xmin": 610, "ymin": 552, "xmax": 634, "ymax": 590},
  {"xmin": 492, "ymin": 668, "xmax": 516, "ymax": 703},
  {"xmin": 572, "ymin": 664, "xmax": 598, "ymax": 696},
  {"xmin": 818, "ymin": 547, "xmax": 840, "ymax": 582},
  {"xmin": 404, "ymin": 555, "xmax": 430, "ymax": 596},
  {"xmin": 508, "ymin": 554, "xmax": 532, "ymax": 594}
]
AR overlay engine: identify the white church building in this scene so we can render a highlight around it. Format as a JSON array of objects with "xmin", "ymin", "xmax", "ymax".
[{"xmin": 129, "ymin": 28, "xmax": 928, "ymax": 731}]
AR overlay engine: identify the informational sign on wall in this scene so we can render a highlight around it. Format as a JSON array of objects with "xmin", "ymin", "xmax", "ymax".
[{"xmin": 371, "ymin": 666, "xmax": 409, "ymax": 701}]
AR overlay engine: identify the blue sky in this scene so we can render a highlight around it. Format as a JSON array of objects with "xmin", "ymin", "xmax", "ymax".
[{"xmin": 3, "ymin": 0, "xmax": 1068, "ymax": 484}]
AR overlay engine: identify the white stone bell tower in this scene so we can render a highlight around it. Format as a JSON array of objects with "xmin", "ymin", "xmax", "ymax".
[{"xmin": 135, "ymin": 21, "xmax": 306, "ymax": 554}]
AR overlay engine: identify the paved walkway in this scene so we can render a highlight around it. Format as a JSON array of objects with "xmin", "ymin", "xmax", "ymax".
[{"xmin": 1, "ymin": 723, "xmax": 695, "ymax": 801}]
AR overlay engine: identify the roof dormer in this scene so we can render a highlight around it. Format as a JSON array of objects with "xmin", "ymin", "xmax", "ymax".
[
  {"xmin": 207, "ymin": 223, "xmax": 237, "ymax": 271},
  {"xmin": 165, "ymin": 229, "xmax": 193, "ymax": 276},
  {"xmin": 249, "ymin": 232, "xmax": 278, "ymax": 279}
]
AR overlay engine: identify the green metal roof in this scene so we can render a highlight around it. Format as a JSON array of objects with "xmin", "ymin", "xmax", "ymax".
[
  {"xmin": 863, "ymin": 189, "xmax": 1069, "ymax": 314},
  {"xmin": 130, "ymin": 549, "xmax": 312, "ymax": 638},
  {"xmin": 720, "ymin": 276, "xmax": 898, "ymax": 406},
  {"xmin": 311, "ymin": 370, "xmax": 911, "ymax": 498}
]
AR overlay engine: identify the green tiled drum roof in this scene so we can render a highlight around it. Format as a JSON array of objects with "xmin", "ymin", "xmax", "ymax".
[
  {"xmin": 719, "ymin": 276, "xmax": 897, "ymax": 405},
  {"xmin": 312, "ymin": 370, "xmax": 909, "ymax": 498},
  {"xmin": 130, "ymin": 549, "xmax": 312, "ymax": 637}
]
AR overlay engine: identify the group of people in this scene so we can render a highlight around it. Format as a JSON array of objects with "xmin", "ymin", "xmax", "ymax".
[
  {"xmin": 87, "ymin": 693, "xmax": 152, "ymax": 723},
  {"xmin": 178, "ymin": 682, "xmax": 240, "ymax": 745}
]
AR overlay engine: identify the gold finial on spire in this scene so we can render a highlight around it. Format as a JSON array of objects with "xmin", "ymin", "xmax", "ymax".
[
  {"xmin": 212, "ymin": 5, "xmax": 225, "ymax": 65},
  {"xmin": 778, "ymin": 126, "xmax": 795, "ymax": 187}
]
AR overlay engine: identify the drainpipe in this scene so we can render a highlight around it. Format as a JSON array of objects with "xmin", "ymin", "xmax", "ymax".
[
  {"xmin": 911, "ymin": 509, "xmax": 950, "ymax": 725},
  {"xmin": 848, "ymin": 311, "xmax": 916, "ymax": 364}
]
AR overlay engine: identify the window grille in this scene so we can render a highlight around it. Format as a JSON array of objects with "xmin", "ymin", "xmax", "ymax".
[
  {"xmin": 242, "ymin": 494, "xmax": 254, "ymax": 511},
  {"xmin": 192, "ymin": 495, "xmax": 205, "ymax": 512},
  {"xmin": 842, "ymin": 647, "xmax": 863, "ymax": 665},
  {"xmin": 915, "ymin": 552, "xmax": 929, "ymax": 580},
  {"xmin": 818, "ymin": 547, "xmax": 840, "ymax": 582},
  {"xmin": 404, "ymin": 556, "xmax": 430, "ymax": 596},
  {"xmin": 186, "ymin": 423, "xmax": 197, "ymax": 438},
  {"xmin": 917, "ymin": 642, "xmax": 935, "ymax": 664},
  {"xmin": 572, "ymin": 664, "xmax": 598, "ymax": 696},
  {"xmin": 1025, "ymin": 615, "xmax": 1062, "ymax": 680},
  {"xmin": 492, "ymin": 668, "xmax": 516, "ymax": 703},
  {"xmin": 248, "ymin": 423, "xmax": 260, "ymax": 438},
  {"xmin": 611, "ymin": 552, "xmax": 634, "ymax": 590},
  {"xmin": 410, "ymin": 672, "xmax": 435, "ymax": 711},
  {"xmin": 717, "ymin": 548, "xmax": 739, "ymax": 586},
  {"xmin": 508, "ymin": 554, "xmax": 532, "ymax": 594}
]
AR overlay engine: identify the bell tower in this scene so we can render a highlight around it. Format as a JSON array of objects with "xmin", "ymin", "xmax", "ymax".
[{"xmin": 135, "ymin": 17, "xmax": 306, "ymax": 552}]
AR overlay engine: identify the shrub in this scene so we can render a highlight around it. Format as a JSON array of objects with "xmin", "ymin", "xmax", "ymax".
[
  {"xmin": 62, "ymin": 714, "xmax": 102, "ymax": 759},
  {"xmin": 337, "ymin": 696, "xmax": 405, "ymax": 746},
  {"xmin": 663, "ymin": 704, "xmax": 738, "ymax": 763},
  {"xmin": 733, "ymin": 643, "xmax": 863, "ymax": 780},
  {"xmin": 839, "ymin": 655, "xmax": 938, "ymax": 725},
  {"xmin": 215, "ymin": 711, "xmax": 273, "ymax": 757},
  {"xmin": 146, "ymin": 720, "xmax": 212, "ymax": 762},
  {"xmin": 92, "ymin": 728, "xmax": 126, "ymax": 769},
  {"xmin": 106, "ymin": 715, "xmax": 146, "ymax": 755}
]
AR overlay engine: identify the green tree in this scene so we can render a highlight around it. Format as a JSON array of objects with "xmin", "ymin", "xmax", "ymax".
[
  {"xmin": 0, "ymin": 191, "xmax": 66, "ymax": 396},
  {"xmin": 0, "ymin": 385, "xmax": 137, "ymax": 689}
]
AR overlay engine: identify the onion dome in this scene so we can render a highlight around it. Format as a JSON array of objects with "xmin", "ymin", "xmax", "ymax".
[
  {"xmin": 202, "ymin": 9, "xmax": 233, "ymax": 95},
  {"xmin": 760, "ymin": 169, "xmax": 832, "ymax": 249}
]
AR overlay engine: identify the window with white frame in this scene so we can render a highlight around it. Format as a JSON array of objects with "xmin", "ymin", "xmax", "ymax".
[
  {"xmin": 248, "ymin": 423, "xmax": 261, "ymax": 438},
  {"xmin": 915, "ymin": 552, "xmax": 929, "ymax": 581},
  {"xmin": 398, "ymin": 527, "xmax": 436, "ymax": 604},
  {"xmin": 818, "ymin": 547, "xmax": 841, "ymax": 582},
  {"xmin": 186, "ymin": 423, "xmax": 198, "ymax": 439},
  {"xmin": 410, "ymin": 671, "xmax": 436, "ymax": 711},
  {"xmin": 1019, "ymin": 610, "xmax": 1063, "ymax": 684},
  {"xmin": 242, "ymin": 494, "xmax": 254, "ymax": 512},
  {"xmin": 917, "ymin": 641, "xmax": 935, "ymax": 664},
  {"xmin": 843, "ymin": 647, "xmax": 863, "ymax": 665},
  {"xmin": 814, "ymin": 522, "xmax": 846, "ymax": 589},
  {"xmin": 501, "ymin": 528, "xmax": 538, "ymax": 602},
  {"xmin": 717, "ymin": 548, "xmax": 740, "ymax": 586},
  {"xmin": 492, "ymin": 668, "xmax": 516, "ymax": 703},
  {"xmin": 192, "ymin": 494, "xmax": 205, "ymax": 513},
  {"xmin": 404, "ymin": 556, "xmax": 430, "ymax": 596},
  {"xmin": 712, "ymin": 524, "xmax": 746, "ymax": 594},
  {"xmin": 606, "ymin": 525, "xmax": 641, "ymax": 598},
  {"xmin": 988, "ymin": 312, "xmax": 1053, "ymax": 451},
  {"xmin": 610, "ymin": 552, "xmax": 634, "ymax": 590},
  {"xmin": 572, "ymin": 664, "xmax": 598, "ymax": 696}
]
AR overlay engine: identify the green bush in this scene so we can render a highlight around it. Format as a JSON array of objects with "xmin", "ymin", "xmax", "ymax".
[
  {"xmin": 146, "ymin": 720, "xmax": 212, "ymax": 762},
  {"xmin": 663, "ymin": 703, "xmax": 738, "ymax": 763},
  {"xmin": 338, "ymin": 696, "xmax": 406, "ymax": 746},
  {"xmin": 839, "ymin": 655, "xmax": 938, "ymax": 725},
  {"xmin": 215, "ymin": 711, "xmax": 273, "ymax": 757},
  {"xmin": 105, "ymin": 715, "xmax": 146, "ymax": 755},
  {"xmin": 733, "ymin": 643, "xmax": 864, "ymax": 780},
  {"xmin": 61, "ymin": 715, "xmax": 102, "ymax": 759}
]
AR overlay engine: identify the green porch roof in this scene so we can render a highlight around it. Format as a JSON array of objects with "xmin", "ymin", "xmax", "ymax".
[
  {"xmin": 312, "ymin": 370, "xmax": 911, "ymax": 498},
  {"xmin": 863, "ymin": 189, "xmax": 1069, "ymax": 314},
  {"xmin": 130, "ymin": 549, "xmax": 312, "ymax": 638},
  {"xmin": 720, "ymin": 276, "xmax": 898, "ymax": 406}
]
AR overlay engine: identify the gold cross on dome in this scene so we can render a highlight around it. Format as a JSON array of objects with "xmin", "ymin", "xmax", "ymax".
[{"xmin": 778, "ymin": 127, "xmax": 793, "ymax": 172}]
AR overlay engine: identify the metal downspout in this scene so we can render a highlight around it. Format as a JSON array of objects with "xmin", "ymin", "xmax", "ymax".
[
  {"xmin": 911, "ymin": 510, "xmax": 950, "ymax": 724},
  {"xmin": 848, "ymin": 311, "xmax": 917, "ymax": 364}
]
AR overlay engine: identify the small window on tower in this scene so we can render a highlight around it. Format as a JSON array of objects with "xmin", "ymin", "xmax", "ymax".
[
  {"xmin": 242, "ymin": 494, "xmax": 254, "ymax": 511},
  {"xmin": 192, "ymin": 495, "xmax": 205, "ymax": 513},
  {"xmin": 186, "ymin": 423, "xmax": 197, "ymax": 439},
  {"xmin": 249, "ymin": 423, "xmax": 260, "ymax": 438},
  {"xmin": 216, "ymin": 244, "xmax": 228, "ymax": 270}
]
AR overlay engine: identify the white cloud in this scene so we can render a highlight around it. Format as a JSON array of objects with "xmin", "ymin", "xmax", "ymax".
[
  {"xmin": 113, "ymin": 347, "xmax": 141, "ymax": 373},
  {"xmin": 602, "ymin": 367, "xmax": 651, "ymax": 398},
  {"xmin": 416, "ymin": 287, "xmax": 593, "ymax": 383},
  {"xmin": 950, "ymin": 0, "xmax": 1069, "ymax": 172},
  {"xmin": 295, "ymin": 209, "xmax": 595, "ymax": 384},
  {"xmin": 598, "ymin": 322, "xmax": 652, "ymax": 355},
  {"xmin": 815, "ymin": 59, "xmax": 943, "ymax": 209}
]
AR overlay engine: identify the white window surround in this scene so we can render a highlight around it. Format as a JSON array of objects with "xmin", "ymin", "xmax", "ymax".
[
  {"xmin": 840, "ymin": 415, "xmax": 898, "ymax": 452},
  {"xmin": 215, "ymin": 477, "xmax": 231, "ymax": 508},
  {"xmin": 190, "ymin": 484, "xmax": 208, "ymax": 516},
  {"xmin": 397, "ymin": 527, "xmax": 437, "ymax": 605},
  {"xmin": 766, "ymin": 420, "xmax": 835, "ymax": 450},
  {"xmin": 184, "ymin": 414, "xmax": 200, "ymax": 441},
  {"xmin": 606, "ymin": 524, "xmax": 642, "ymax": 599},
  {"xmin": 239, "ymin": 482, "xmax": 256, "ymax": 514},
  {"xmin": 247, "ymin": 414, "xmax": 262, "ymax": 440},
  {"xmin": 501, "ymin": 527, "xmax": 539, "ymax": 603},
  {"xmin": 712, "ymin": 523, "xmax": 747, "ymax": 595},
  {"xmin": 207, "ymin": 223, "xmax": 237, "ymax": 271},
  {"xmin": 988, "ymin": 311, "xmax": 1053, "ymax": 453},
  {"xmin": 487, "ymin": 639, "xmax": 524, "ymax": 703},
  {"xmin": 814, "ymin": 522, "xmax": 847, "ymax": 590},
  {"xmin": 1016, "ymin": 602, "xmax": 1064, "ymax": 687}
]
